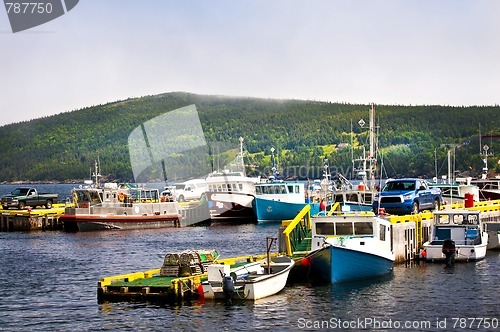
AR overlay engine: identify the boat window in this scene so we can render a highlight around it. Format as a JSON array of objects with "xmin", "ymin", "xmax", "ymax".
[
  {"xmin": 353, "ymin": 222, "xmax": 373, "ymax": 235},
  {"xmin": 255, "ymin": 187, "xmax": 262, "ymax": 195},
  {"xmin": 335, "ymin": 222, "xmax": 354, "ymax": 236},
  {"xmin": 333, "ymin": 194, "xmax": 344, "ymax": 203},
  {"xmin": 295, "ymin": 185, "xmax": 300, "ymax": 193},
  {"xmin": 238, "ymin": 184, "xmax": 243, "ymax": 191},
  {"xmin": 280, "ymin": 185, "xmax": 287, "ymax": 194},
  {"xmin": 435, "ymin": 228, "xmax": 451, "ymax": 240},
  {"xmin": 232, "ymin": 183, "xmax": 238, "ymax": 191},
  {"xmin": 362, "ymin": 193, "xmax": 373, "ymax": 202},
  {"xmin": 287, "ymin": 185, "xmax": 293, "ymax": 193},
  {"xmin": 453, "ymin": 215, "xmax": 464, "ymax": 224},
  {"xmin": 379, "ymin": 224, "xmax": 386, "ymax": 241},
  {"xmin": 465, "ymin": 214, "xmax": 479, "ymax": 225},
  {"xmin": 315, "ymin": 222, "xmax": 334, "ymax": 235},
  {"xmin": 347, "ymin": 194, "xmax": 359, "ymax": 202}
]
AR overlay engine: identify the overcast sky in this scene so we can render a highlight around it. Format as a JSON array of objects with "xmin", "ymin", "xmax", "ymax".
[{"xmin": 1, "ymin": 0, "xmax": 499, "ymax": 126}]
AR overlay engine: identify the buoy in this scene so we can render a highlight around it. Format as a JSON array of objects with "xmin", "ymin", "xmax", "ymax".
[
  {"xmin": 320, "ymin": 201, "xmax": 326, "ymax": 211},
  {"xmin": 421, "ymin": 250, "xmax": 427, "ymax": 258},
  {"xmin": 197, "ymin": 284, "xmax": 204, "ymax": 298},
  {"xmin": 301, "ymin": 257, "xmax": 310, "ymax": 267}
]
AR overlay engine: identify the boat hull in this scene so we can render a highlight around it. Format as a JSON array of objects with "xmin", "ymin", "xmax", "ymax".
[
  {"xmin": 61, "ymin": 214, "xmax": 182, "ymax": 232},
  {"xmin": 207, "ymin": 192, "xmax": 257, "ymax": 222},
  {"xmin": 423, "ymin": 243, "xmax": 488, "ymax": 262},
  {"xmin": 254, "ymin": 198, "xmax": 307, "ymax": 222},
  {"xmin": 201, "ymin": 257, "xmax": 294, "ymax": 300},
  {"xmin": 308, "ymin": 245, "xmax": 394, "ymax": 283}
]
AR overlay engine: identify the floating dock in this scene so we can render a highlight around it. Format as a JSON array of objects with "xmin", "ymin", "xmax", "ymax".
[{"xmin": 97, "ymin": 254, "xmax": 275, "ymax": 303}]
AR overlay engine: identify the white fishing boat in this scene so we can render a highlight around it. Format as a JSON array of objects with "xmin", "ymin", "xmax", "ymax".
[
  {"xmin": 200, "ymin": 238, "xmax": 294, "ymax": 301},
  {"xmin": 420, "ymin": 209, "xmax": 488, "ymax": 264},
  {"xmin": 205, "ymin": 137, "xmax": 260, "ymax": 222},
  {"xmin": 303, "ymin": 214, "xmax": 394, "ymax": 283}
]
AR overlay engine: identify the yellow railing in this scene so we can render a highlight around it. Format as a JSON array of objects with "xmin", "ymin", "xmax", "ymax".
[{"xmin": 282, "ymin": 205, "xmax": 312, "ymax": 256}]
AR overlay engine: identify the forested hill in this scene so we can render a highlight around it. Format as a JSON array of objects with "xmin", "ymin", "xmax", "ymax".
[{"xmin": 0, "ymin": 92, "xmax": 499, "ymax": 183}]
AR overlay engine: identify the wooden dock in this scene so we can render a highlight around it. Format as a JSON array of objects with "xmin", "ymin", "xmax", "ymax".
[
  {"xmin": 0, "ymin": 205, "xmax": 66, "ymax": 231},
  {"xmin": 97, "ymin": 254, "xmax": 275, "ymax": 303}
]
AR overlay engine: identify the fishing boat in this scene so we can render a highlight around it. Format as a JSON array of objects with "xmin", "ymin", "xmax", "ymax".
[
  {"xmin": 303, "ymin": 214, "xmax": 394, "ymax": 283},
  {"xmin": 329, "ymin": 103, "xmax": 380, "ymax": 213},
  {"xmin": 429, "ymin": 179, "xmax": 479, "ymax": 206},
  {"xmin": 61, "ymin": 162, "xmax": 182, "ymax": 232},
  {"xmin": 200, "ymin": 238, "xmax": 294, "ymax": 301},
  {"xmin": 205, "ymin": 137, "xmax": 260, "ymax": 222},
  {"xmin": 253, "ymin": 148, "xmax": 321, "ymax": 222},
  {"xmin": 471, "ymin": 178, "xmax": 500, "ymax": 201},
  {"xmin": 471, "ymin": 142, "xmax": 500, "ymax": 201},
  {"xmin": 253, "ymin": 181, "xmax": 311, "ymax": 222},
  {"xmin": 420, "ymin": 209, "xmax": 488, "ymax": 264}
]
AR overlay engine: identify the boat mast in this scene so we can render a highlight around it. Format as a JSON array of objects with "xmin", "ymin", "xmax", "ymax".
[
  {"xmin": 368, "ymin": 103, "xmax": 376, "ymax": 189},
  {"xmin": 271, "ymin": 147, "xmax": 277, "ymax": 180},
  {"xmin": 92, "ymin": 159, "xmax": 102, "ymax": 188},
  {"xmin": 354, "ymin": 103, "xmax": 377, "ymax": 189},
  {"xmin": 239, "ymin": 136, "xmax": 246, "ymax": 176}
]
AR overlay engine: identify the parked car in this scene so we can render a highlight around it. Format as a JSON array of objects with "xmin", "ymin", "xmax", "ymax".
[
  {"xmin": 1, "ymin": 187, "xmax": 59, "ymax": 209},
  {"xmin": 372, "ymin": 178, "xmax": 442, "ymax": 215},
  {"xmin": 173, "ymin": 179, "xmax": 207, "ymax": 202}
]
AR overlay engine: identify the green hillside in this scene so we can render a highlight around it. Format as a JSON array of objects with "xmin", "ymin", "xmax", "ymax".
[{"xmin": 0, "ymin": 92, "xmax": 499, "ymax": 183}]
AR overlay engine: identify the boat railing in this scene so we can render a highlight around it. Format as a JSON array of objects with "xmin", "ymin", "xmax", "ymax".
[{"xmin": 282, "ymin": 204, "xmax": 312, "ymax": 256}]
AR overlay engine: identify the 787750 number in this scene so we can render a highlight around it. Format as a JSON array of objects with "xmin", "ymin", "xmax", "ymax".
[{"xmin": 5, "ymin": 2, "xmax": 53, "ymax": 14}]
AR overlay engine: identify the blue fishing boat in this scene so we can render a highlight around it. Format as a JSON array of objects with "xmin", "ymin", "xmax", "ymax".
[
  {"xmin": 253, "ymin": 148, "xmax": 323, "ymax": 222},
  {"xmin": 254, "ymin": 181, "xmax": 321, "ymax": 221},
  {"xmin": 303, "ymin": 214, "xmax": 394, "ymax": 283}
]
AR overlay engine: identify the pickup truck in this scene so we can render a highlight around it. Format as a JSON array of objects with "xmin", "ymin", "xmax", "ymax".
[
  {"xmin": 1, "ymin": 187, "xmax": 59, "ymax": 210},
  {"xmin": 372, "ymin": 178, "xmax": 442, "ymax": 215}
]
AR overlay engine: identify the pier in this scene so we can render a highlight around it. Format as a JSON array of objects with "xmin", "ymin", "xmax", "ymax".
[{"xmin": 0, "ymin": 205, "xmax": 66, "ymax": 231}]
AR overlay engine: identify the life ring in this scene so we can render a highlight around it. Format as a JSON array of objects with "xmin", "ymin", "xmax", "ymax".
[{"xmin": 118, "ymin": 192, "xmax": 126, "ymax": 202}]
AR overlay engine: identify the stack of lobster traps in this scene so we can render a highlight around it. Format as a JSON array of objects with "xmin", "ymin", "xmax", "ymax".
[{"xmin": 160, "ymin": 249, "xmax": 219, "ymax": 277}]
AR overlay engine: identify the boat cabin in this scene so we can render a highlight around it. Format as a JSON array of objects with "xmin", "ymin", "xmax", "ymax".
[
  {"xmin": 430, "ymin": 210, "xmax": 482, "ymax": 246},
  {"xmin": 71, "ymin": 183, "xmax": 161, "ymax": 208},
  {"xmin": 311, "ymin": 215, "xmax": 390, "ymax": 251},
  {"xmin": 254, "ymin": 181, "xmax": 305, "ymax": 204}
]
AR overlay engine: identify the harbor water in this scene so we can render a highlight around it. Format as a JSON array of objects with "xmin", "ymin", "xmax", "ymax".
[{"xmin": 0, "ymin": 185, "xmax": 499, "ymax": 331}]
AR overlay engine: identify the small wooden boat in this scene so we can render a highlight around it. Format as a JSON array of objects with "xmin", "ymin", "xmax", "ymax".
[{"xmin": 200, "ymin": 238, "xmax": 294, "ymax": 301}]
